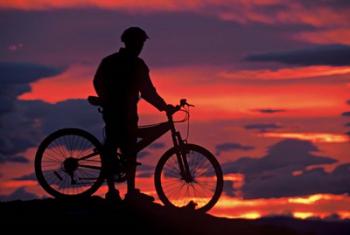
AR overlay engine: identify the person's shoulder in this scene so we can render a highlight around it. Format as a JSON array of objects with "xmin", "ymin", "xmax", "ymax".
[
  {"xmin": 136, "ymin": 57, "xmax": 148, "ymax": 69},
  {"xmin": 102, "ymin": 52, "xmax": 120, "ymax": 63}
]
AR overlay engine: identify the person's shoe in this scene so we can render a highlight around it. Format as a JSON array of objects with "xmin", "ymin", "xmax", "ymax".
[
  {"xmin": 105, "ymin": 189, "xmax": 122, "ymax": 203},
  {"xmin": 124, "ymin": 189, "xmax": 154, "ymax": 203}
]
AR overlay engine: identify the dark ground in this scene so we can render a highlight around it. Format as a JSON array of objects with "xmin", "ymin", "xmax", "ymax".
[{"xmin": 1, "ymin": 197, "xmax": 349, "ymax": 235}]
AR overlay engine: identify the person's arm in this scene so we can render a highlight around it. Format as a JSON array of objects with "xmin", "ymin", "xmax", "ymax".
[{"xmin": 139, "ymin": 63, "xmax": 167, "ymax": 111}]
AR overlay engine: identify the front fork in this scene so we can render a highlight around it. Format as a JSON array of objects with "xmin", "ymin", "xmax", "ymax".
[{"xmin": 173, "ymin": 132, "xmax": 193, "ymax": 182}]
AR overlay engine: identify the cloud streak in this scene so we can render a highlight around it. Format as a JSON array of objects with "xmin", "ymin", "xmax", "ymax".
[
  {"xmin": 215, "ymin": 142, "xmax": 254, "ymax": 156},
  {"xmin": 245, "ymin": 45, "xmax": 350, "ymax": 66},
  {"xmin": 342, "ymin": 111, "xmax": 350, "ymax": 117},
  {"xmin": 0, "ymin": 187, "xmax": 37, "ymax": 201},
  {"xmin": 244, "ymin": 123, "xmax": 282, "ymax": 132},
  {"xmin": 220, "ymin": 65, "xmax": 350, "ymax": 81},
  {"xmin": 0, "ymin": 155, "xmax": 28, "ymax": 164},
  {"xmin": 262, "ymin": 132, "xmax": 350, "ymax": 143},
  {"xmin": 252, "ymin": 108, "xmax": 286, "ymax": 114}
]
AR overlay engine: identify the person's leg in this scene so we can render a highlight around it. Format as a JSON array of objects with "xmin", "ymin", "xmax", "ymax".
[
  {"xmin": 103, "ymin": 136, "xmax": 118, "ymax": 192},
  {"xmin": 119, "ymin": 124, "xmax": 138, "ymax": 194},
  {"xmin": 102, "ymin": 111, "xmax": 119, "ymax": 195},
  {"xmin": 126, "ymin": 154, "xmax": 137, "ymax": 193},
  {"xmin": 121, "ymin": 122, "xmax": 154, "ymax": 202}
]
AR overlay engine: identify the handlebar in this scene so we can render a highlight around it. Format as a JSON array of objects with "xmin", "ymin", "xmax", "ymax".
[
  {"xmin": 180, "ymin": 99, "xmax": 194, "ymax": 108},
  {"xmin": 166, "ymin": 99, "xmax": 194, "ymax": 116},
  {"xmin": 169, "ymin": 99, "xmax": 193, "ymax": 140}
]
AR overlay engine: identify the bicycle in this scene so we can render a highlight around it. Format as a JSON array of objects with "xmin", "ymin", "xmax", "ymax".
[{"xmin": 35, "ymin": 97, "xmax": 223, "ymax": 212}]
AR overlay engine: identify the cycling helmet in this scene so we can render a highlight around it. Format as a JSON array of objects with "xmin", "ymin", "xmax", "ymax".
[{"xmin": 121, "ymin": 27, "xmax": 149, "ymax": 43}]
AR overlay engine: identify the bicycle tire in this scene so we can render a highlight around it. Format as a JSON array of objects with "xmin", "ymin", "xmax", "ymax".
[
  {"xmin": 154, "ymin": 143, "xmax": 223, "ymax": 212},
  {"xmin": 35, "ymin": 128, "xmax": 105, "ymax": 199}
]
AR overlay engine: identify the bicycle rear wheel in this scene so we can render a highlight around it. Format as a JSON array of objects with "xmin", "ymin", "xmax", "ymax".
[
  {"xmin": 155, "ymin": 144, "xmax": 223, "ymax": 212},
  {"xmin": 35, "ymin": 128, "xmax": 104, "ymax": 198}
]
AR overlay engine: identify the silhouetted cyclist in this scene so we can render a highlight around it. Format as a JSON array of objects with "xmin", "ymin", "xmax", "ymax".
[{"xmin": 93, "ymin": 27, "xmax": 175, "ymax": 201}]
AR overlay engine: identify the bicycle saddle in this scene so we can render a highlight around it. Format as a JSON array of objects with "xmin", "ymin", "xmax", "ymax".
[{"xmin": 87, "ymin": 96, "xmax": 103, "ymax": 106}]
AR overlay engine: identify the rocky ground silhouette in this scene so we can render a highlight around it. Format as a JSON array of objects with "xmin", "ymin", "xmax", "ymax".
[{"xmin": 1, "ymin": 197, "xmax": 349, "ymax": 235}]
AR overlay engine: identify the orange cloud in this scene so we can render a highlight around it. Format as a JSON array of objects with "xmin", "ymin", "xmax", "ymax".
[
  {"xmin": 18, "ymin": 64, "xmax": 95, "ymax": 103},
  {"xmin": 0, "ymin": 0, "xmax": 200, "ymax": 11},
  {"xmin": 261, "ymin": 132, "xmax": 350, "ymax": 143},
  {"xmin": 220, "ymin": 66, "xmax": 350, "ymax": 80},
  {"xmin": 296, "ymin": 28, "xmax": 350, "ymax": 45},
  {"xmin": 211, "ymin": 194, "xmax": 350, "ymax": 219},
  {"xmin": 288, "ymin": 194, "xmax": 331, "ymax": 204}
]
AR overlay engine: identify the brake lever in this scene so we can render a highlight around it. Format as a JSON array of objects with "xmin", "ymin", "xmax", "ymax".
[{"xmin": 186, "ymin": 102, "xmax": 195, "ymax": 107}]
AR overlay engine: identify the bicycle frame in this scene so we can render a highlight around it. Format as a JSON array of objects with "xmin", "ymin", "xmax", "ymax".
[
  {"xmin": 136, "ymin": 112, "xmax": 191, "ymax": 181},
  {"xmin": 77, "ymin": 110, "xmax": 192, "ymax": 181}
]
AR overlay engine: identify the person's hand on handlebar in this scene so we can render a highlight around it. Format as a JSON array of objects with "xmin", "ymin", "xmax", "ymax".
[{"xmin": 165, "ymin": 104, "xmax": 178, "ymax": 115}]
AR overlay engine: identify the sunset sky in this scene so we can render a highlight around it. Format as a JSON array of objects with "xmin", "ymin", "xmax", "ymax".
[{"xmin": 0, "ymin": 0, "xmax": 350, "ymax": 220}]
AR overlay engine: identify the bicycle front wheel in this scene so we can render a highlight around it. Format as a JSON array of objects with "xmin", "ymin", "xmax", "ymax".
[
  {"xmin": 35, "ymin": 128, "xmax": 104, "ymax": 198},
  {"xmin": 155, "ymin": 144, "xmax": 223, "ymax": 212}
]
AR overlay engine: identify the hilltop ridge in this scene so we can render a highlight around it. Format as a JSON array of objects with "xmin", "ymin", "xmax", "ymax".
[{"xmin": 1, "ymin": 197, "xmax": 349, "ymax": 235}]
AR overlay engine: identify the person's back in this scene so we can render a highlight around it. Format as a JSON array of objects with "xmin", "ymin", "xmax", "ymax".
[
  {"xmin": 93, "ymin": 27, "xmax": 174, "ymax": 201},
  {"xmin": 94, "ymin": 49, "xmax": 147, "ymax": 121}
]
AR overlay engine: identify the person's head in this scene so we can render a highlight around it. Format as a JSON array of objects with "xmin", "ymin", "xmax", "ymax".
[{"xmin": 121, "ymin": 27, "xmax": 149, "ymax": 57}]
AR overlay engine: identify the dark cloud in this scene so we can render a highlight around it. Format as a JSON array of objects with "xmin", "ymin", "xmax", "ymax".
[
  {"xmin": 0, "ymin": 187, "xmax": 38, "ymax": 202},
  {"xmin": 0, "ymin": 62, "xmax": 63, "ymax": 84},
  {"xmin": 149, "ymin": 142, "xmax": 165, "ymax": 149},
  {"xmin": 0, "ymin": 62, "xmax": 65, "ymax": 164},
  {"xmin": 138, "ymin": 151, "xmax": 151, "ymax": 159},
  {"xmin": 137, "ymin": 164, "xmax": 154, "ymax": 178},
  {"xmin": 1, "ymin": 84, "xmax": 101, "ymax": 164},
  {"xmin": 222, "ymin": 139, "xmax": 336, "ymax": 175},
  {"xmin": 5, "ymin": 99, "xmax": 102, "ymax": 155},
  {"xmin": 0, "ymin": 62, "xmax": 63, "ymax": 115},
  {"xmin": 301, "ymin": 0, "xmax": 350, "ymax": 9},
  {"xmin": 215, "ymin": 142, "xmax": 254, "ymax": 156},
  {"xmin": 0, "ymin": 155, "xmax": 28, "ymax": 164},
  {"xmin": 14, "ymin": 172, "xmax": 36, "ymax": 181},
  {"xmin": 245, "ymin": 44, "xmax": 350, "ymax": 66},
  {"xmin": 223, "ymin": 180, "xmax": 236, "ymax": 197},
  {"xmin": 23, "ymin": 99, "xmax": 102, "ymax": 134},
  {"xmin": 253, "ymin": 109, "xmax": 286, "ymax": 114},
  {"xmin": 137, "ymin": 172, "xmax": 153, "ymax": 178},
  {"xmin": 323, "ymin": 213, "xmax": 343, "ymax": 222},
  {"xmin": 240, "ymin": 164, "xmax": 350, "ymax": 198},
  {"xmin": 342, "ymin": 111, "xmax": 350, "ymax": 117},
  {"xmin": 221, "ymin": 139, "xmax": 348, "ymax": 199},
  {"xmin": 244, "ymin": 123, "xmax": 282, "ymax": 132},
  {"xmin": 0, "ymin": 96, "xmax": 101, "ymax": 165},
  {"xmin": 0, "ymin": 83, "xmax": 101, "ymax": 164}
]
